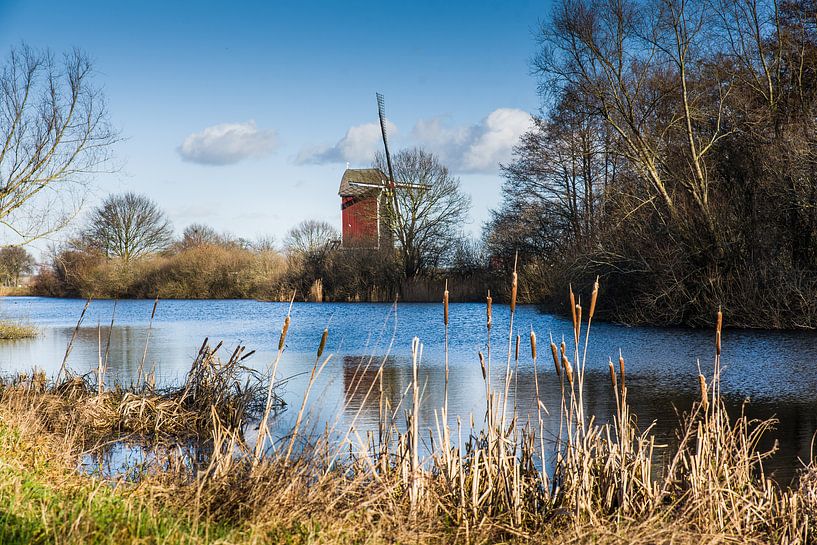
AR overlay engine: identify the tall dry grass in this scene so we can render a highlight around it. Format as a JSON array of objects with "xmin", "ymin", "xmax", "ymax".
[{"xmin": 1, "ymin": 272, "xmax": 815, "ymax": 544}]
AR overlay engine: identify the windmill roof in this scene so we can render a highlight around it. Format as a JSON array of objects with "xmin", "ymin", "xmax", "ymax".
[{"xmin": 338, "ymin": 168, "xmax": 388, "ymax": 197}]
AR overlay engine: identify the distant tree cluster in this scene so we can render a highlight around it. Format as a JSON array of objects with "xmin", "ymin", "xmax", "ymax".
[
  {"xmin": 485, "ymin": 0, "xmax": 817, "ymax": 327},
  {"xmin": 34, "ymin": 160, "xmax": 482, "ymax": 300}
]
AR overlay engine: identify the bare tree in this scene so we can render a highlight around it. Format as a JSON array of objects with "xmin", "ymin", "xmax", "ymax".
[
  {"xmin": 536, "ymin": 0, "xmax": 730, "ymax": 247},
  {"xmin": 0, "ymin": 245, "xmax": 34, "ymax": 286},
  {"xmin": 375, "ymin": 148, "xmax": 471, "ymax": 277},
  {"xmin": 179, "ymin": 223, "xmax": 223, "ymax": 249},
  {"xmin": 84, "ymin": 192, "xmax": 173, "ymax": 261},
  {"xmin": 252, "ymin": 234, "xmax": 277, "ymax": 253},
  {"xmin": 284, "ymin": 220, "xmax": 338, "ymax": 257},
  {"xmin": 0, "ymin": 44, "xmax": 116, "ymax": 242}
]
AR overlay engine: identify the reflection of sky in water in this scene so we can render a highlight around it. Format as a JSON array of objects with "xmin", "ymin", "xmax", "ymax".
[{"xmin": 2, "ymin": 296, "xmax": 817, "ymax": 483}]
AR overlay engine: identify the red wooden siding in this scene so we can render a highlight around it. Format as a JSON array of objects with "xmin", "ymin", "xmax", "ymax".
[{"xmin": 342, "ymin": 196, "xmax": 379, "ymax": 247}]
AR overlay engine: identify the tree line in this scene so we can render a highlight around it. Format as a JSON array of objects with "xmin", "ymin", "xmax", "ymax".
[
  {"xmin": 32, "ymin": 149, "xmax": 482, "ymax": 301},
  {"xmin": 485, "ymin": 0, "xmax": 817, "ymax": 328}
]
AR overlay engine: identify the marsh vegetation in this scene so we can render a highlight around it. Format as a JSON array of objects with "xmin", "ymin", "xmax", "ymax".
[{"xmin": 1, "ymin": 278, "xmax": 815, "ymax": 544}]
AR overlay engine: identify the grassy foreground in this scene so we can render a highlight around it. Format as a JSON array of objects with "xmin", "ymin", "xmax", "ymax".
[
  {"xmin": 2, "ymin": 391, "xmax": 802, "ymax": 545},
  {"xmin": 0, "ymin": 283, "xmax": 816, "ymax": 544}
]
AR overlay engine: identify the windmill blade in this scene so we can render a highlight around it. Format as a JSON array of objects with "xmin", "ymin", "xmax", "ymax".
[
  {"xmin": 376, "ymin": 92, "xmax": 396, "ymax": 190},
  {"xmin": 350, "ymin": 181, "xmax": 429, "ymax": 191},
  {"xmin": 348, "ymin": 181, "xmax": 387, "ymax": 189},
  {"xmin": 393, "ymin": 182, "xmax": 430, "ymax": 190}
]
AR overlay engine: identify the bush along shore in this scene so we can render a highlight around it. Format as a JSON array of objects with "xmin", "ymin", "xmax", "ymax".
[{"xmin": 0, "ymin": 275, "xmax": 815, "ymax": 544}]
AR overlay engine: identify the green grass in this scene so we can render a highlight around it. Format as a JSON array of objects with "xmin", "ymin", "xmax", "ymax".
[{"xmin": 0, "ymin": 421, "xmax": 240, "ymax": 545}]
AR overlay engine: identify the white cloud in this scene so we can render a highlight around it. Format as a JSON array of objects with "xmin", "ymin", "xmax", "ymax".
[
  {"xmin": 178, "ymin": 121, "xmax": 278, "ymax": 166},
  {"xmin": 296, "ymin": 108, "xmax": 531, "ymax": 173},
  {"xmin": 296, "ymin": 120, "xmax": 397, "ymax": 165},
  {"xmin": 412, "ymin": 108, "xmax": 532, "ymax": 173}
]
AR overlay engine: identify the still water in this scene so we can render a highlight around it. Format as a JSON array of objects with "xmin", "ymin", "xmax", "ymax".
[{"xmin": 1, "ymin": 296, "xmax": 817, "ymax": 482}]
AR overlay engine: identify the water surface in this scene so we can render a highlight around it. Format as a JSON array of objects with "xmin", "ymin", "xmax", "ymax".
[{"xmin": 2, "ymin": 296, "xmax": 816, "ymax": 482}]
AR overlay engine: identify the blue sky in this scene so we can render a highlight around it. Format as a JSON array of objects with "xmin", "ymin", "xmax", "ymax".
[{"xmin": 0, "ymin": 0, "xmax": 547, "ymax": 248}]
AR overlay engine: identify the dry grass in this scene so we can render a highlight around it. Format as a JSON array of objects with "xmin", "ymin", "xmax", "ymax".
[
  {"xmin": 0, "ymin": 320, "xmax": 37, "ymax": 339},
  {"xmin": 0, "ymin": 275, "xmax": 815, "ymax": 544},
  {"xmin": 4, "ymin": 337, "xmax": 278, "ymax": 449}
]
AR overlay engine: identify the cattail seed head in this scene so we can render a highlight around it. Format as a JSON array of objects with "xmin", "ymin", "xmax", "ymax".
[
  {"xmin": 618, "ymin": 354, "xmax": 626, "ymax": 389},
  {"xmin": 589, "ymin": 278, "xmax": 599, "ymax": 320},
  {"xmin": 569, "ymin": 286, "xmax": 577, "ymax": 328},
  {"xmin": 550, "ymin": 342, "xmax": 560, "ymax": 377},
  {"xmin": 574, "ymin": 304, "xmax": 582, "ymax": 343},
  {"xmin": 486, "ymin": 291, "xmax": 493, "ymax": 330},
  {"xmin": 716, "ymin": 308, "xmax": 723, "ymax": 356},
  {"xmin": 608, "ymin": 360, "xmax": 617, "ymax": 392},
  {"xmin": 478, "ymin": 351, "xmax": 487, "ymax": 381},
  {"xmin": 443, "ymin": 284, "xmax": 449, "ymax": 327},
  {"xmin": 562, "ymin": 355, "xmax": 574, "ymax": 385},
  {"xmin": 560, "ymin": 341, "xmax": 566, "ymax": 359},
  {"xmin": 317, "ymin": 328, "xmax": 328, "ymax": 359},
  {"xmin": 510, "ymin": 271, "xmax": 518, "ymax": 314},
  {"xmin": 698, "ymin": 374, "xmax": 709, "ymax": 410},
  {"xmin": 530, "ymin": 330, "xmax": 537, "ymax": 360},
  {"xmin": 278, "ymin": 315, "xmax": 291, "ymax": 351}
]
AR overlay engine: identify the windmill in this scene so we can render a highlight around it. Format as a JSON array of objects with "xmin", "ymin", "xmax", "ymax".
[{"xmin": 338, "ymin": 94, "xmax": 428, "ymax": 250}]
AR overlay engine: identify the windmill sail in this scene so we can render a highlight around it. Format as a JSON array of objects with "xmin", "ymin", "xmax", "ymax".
[{"xmin": 376, "ymin": 93, "xmax": 396, "ymax": 191}]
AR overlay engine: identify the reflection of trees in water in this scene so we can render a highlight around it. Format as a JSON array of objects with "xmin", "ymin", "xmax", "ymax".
[{"xmin": 342, "ymin": 355, "xmax": 406, "ymax": 412}]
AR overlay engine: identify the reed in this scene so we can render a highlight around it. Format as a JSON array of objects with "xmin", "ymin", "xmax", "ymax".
[{"xmin": 255, "ymin": 293, "xmax": 295, "ymax": 462}]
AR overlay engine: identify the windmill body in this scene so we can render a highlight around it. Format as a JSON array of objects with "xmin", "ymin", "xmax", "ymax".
[{"xmin": 338, "ymin": 168, "xmax": 390, "ymax": 249}]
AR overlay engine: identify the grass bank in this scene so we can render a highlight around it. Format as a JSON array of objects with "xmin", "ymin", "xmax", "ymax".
[{"xmin": 0, "ymin": 281, "xmax": 815, "ymax": 544}]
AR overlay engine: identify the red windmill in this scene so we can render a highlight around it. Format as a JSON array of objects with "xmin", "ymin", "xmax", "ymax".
[{"xmin": 338, "ymin": 93, "xmax": 428, "ymax": 249}]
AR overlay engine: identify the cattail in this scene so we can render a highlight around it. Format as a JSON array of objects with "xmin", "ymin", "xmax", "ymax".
[
  {"xmin": 530, "ymin": 330, "xmax": 537, "ymax": 360},
  {"xmin": 278, "ymin": 315, "xmax": 291, "ymax": 351},
  {"xmin": 486, "ymin": 291, "xmax": 493, "ymax": 330},
  {"xmin": 510, "ymin": 271, "xmax": 518, "ymax": 314},
  {"xmin": 550, "ymin": 341, "xmax": 560, "ymax": 377},
  {"xmin": 562, "ymin": 355, "xmax": 574, "ymax": 385},
  {"xmin": 698, "ymin": 374, "xmax": 709, "ymax": 410},
  {"xmin": 608, "ymin": 360, "xmax": 617, "ymax": 392},
  {"xmin": 618, "ymin": 353, "xmax": 626, "ymax": 389},
  {"xmin": 574, "ymin": 304, "xmax": 582, "ymax": 343},
  {"xmin": 560, "ymin": 341, "xmax": 566, "ymax": 360},
  {"xmin": 515, "ymin": 334, "xmax": 521, "ymax": 361},
  {"xmin": 443, "ymin": 281, "xmax": 449, "ymax": 326},
  {"xmin": 317, "ymin": 328, "xmax": 328, "ymax": 359},
  {"xmin": 478, "ymin": 351, "xmax": 487, "ymax": 381},
  {"xmin": 589, "ymin": 277, "xmax": 599, "ymax": 321},
  {"xmin": 716, "ymin": 308, "xmax": 723, "ymax": 356}
]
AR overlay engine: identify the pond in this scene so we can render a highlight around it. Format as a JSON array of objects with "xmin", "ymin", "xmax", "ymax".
[{"xmin": 1, "ymin": 296, "xmax": 817, "ymax": 482}]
